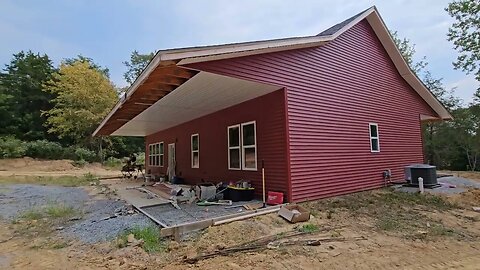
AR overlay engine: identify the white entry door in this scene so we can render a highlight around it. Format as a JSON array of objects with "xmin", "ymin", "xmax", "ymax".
[{"xmin": 167, "ymin": 143, "xmax": 176, "ymax": 180}]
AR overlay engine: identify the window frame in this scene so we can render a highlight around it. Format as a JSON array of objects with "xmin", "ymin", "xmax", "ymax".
[
  {"xmin": 148, "ymin": 142, "xmax": 164, "ymax": 167},
  {"xmin": 228, "ymin": 124, "xmax": 241, "ymax": 170},
  {"xmin": 159, "ymin": 142, "xmax": 164, "ymax": 167},
  {"xmin": 241, "ymin": 121, "xmax": 257, "ymax": 171},
  {"xmin": 191, "ymin": 134, "xmax": 199, "ymax": 168},
  {"xmin": 369, "ymin": 123, "xmax": 380, "ymax": 153}
]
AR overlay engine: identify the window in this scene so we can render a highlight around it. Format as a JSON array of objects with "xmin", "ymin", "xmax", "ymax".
[
  {"xmin": 228, "ymin": 121, "xmax": 257, "ymax": 171},
  {"xmin": 228, "ymin": 125, "xmax": 241, "ymax": 170},
  {"xmin": 241, "ymin": 121, "xmax": 257, "ymax": 170},
  {"xmin": 369, "ymin": 123, "xmax": 380, "ymax": 152},
  {"xmin": 191, "ymin": 134, "xmax": 199, "ymax": 168},
  {"xmin": 148, "ymin": 142, "xmax": 164, "ymax": 166}
]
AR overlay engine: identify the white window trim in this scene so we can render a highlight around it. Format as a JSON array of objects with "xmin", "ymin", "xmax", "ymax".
[
  {"xmin": 369, "ymin": 123, "xmax": 380, "ymax": 153},
  {"xmin": 228, "ymin": 124, "xmax": 241, "ymax": 170},
  {"xmin": 159, "ymin": 142, "xmax": 164, "ymax": 167},
  {"xmin": 241, "ymin": 121, "xmax": 257, "ymax": 171},
  {"xmin": 191, "ymin": 134, "xmax": 199, "ymax": 168}
]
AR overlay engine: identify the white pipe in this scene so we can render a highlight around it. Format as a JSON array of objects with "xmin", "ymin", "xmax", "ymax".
[{"xmin": 418, "ymin": 177, "xmax": 424, "ymax": 194}]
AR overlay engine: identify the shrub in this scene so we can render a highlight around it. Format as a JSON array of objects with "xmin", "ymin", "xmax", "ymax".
[
  {"xmin": 135, "ymin": 152, "xmax": 145, "ymax": 166},
  {"xmin": 74, "ymin": 147, "xmax": 97, "ymax": 162},
  {"xmin": 104, "ymin": 156, "xmax": 122, "ymax": 168},
  {"xmin": 0, "ymin": 136, "xmax": 26, "ymax": 158},
  {"xmin": 25, "ymin": 140, "xmax": 65, "ymax": 159},
  {"xmin": 73, "ymin": 159, "xmax": 87, "ymax": 167}
]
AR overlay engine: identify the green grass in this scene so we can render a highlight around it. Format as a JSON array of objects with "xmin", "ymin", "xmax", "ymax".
[
  {"xmin": 20, "ymin": 209, "xmax": 44, "ymax": 220},
  {"xmin": 117, "ymin": 226, "xmax": 164, "ymax": 253},
  {"xmin": 19, "ymin": 203, "xmax": 78, "ymax": 221},
  {"xmin": 297, "ymin": 223, "xmax": 319, "ymax": 233},
  {"xmin": 0, "ymin": 174, "xmax": 98, "ymax": 187},
  {"xmin": 45, "ymin": 204, "xmax": 76, "ymax": 218}
]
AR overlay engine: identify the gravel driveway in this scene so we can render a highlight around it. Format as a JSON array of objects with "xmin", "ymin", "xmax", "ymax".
[{"xmin": 0, "ymin": 184, "xmax": 153, "ymax": 243}]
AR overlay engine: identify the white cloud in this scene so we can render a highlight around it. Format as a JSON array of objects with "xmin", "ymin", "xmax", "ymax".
[{"xmin": 446, "ymin": 75, "xmax": 478, "ymax": 103}]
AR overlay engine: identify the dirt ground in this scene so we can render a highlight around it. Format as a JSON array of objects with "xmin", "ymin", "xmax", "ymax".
[
  {"xmin": 0, "ymin": 160, "xmax": 479, "ymax": 269},
  {"xmin": 0, "ymin": 157, "xmax": 120, "ymax": 177}
]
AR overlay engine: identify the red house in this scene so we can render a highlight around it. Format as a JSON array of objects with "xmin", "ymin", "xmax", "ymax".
[{"xmin": 94, "ymin": 7, "xmax": 452, "ymax": 202}]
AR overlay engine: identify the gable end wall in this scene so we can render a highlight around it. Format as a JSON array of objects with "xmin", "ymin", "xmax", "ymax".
[{"xmin": 187, "ymin": 19, "xmax": 438, "ymax": 202}]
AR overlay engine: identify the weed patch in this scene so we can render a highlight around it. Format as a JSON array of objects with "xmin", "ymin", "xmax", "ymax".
[
  {"xmin": 117, "ymin": 226, "xmax": 164, "ymax": 253},
  {"xmin": 297, "ymin": 224, "xmax": 319, "ymax": 233}
]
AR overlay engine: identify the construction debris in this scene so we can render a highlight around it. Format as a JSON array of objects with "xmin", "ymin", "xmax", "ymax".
[
  {"xmin": 278, "ymin": 204, "xmax": 311, "ymax": 223},
  {"xmin": 184, "ymin": 228, "xmax": 366, "ymax": 263}
]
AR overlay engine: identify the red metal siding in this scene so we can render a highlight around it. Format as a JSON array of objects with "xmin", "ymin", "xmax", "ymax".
[
  {"xmin": 145, "ymin": 89, "xmax": 288, "ymax": 197},
  {"xmin": 187, "ymin": 19, "xmax": 438, "ymax": 202}
]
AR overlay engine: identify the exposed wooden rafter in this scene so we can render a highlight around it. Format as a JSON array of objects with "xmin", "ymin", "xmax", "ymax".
[{"xmin": 95, "ymin": 64, "xmax": 198, "ymax": 136}]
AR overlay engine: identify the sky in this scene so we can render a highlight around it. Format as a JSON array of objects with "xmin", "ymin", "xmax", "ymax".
[{"xmin": 0, "ymin": 0, "xmax": 477, "ymax": 103}]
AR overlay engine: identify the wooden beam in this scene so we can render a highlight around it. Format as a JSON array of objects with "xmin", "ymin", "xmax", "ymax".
[
  {"xmin": 143, "ymin": 76, "xmax": 186, "ymax": 87},
  {"xmin": 151, "ymin": 66, "xmax": 197, "ymax": 79}
]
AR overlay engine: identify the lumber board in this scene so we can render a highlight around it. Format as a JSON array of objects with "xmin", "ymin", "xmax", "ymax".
[
  {"xmin": 160, "ymin": 204, "xmax": 285, "ymax": 238},
  {"xmin": 213, "ymin": 208, "xmax": 280, "ymax": 225},
  {"xmin": 133, "ymin": 205, "xmax": 169, "ymax": 228},
  {"xmin": 160, "ymin": 219, "xmax": 213, "ymax": 238}
]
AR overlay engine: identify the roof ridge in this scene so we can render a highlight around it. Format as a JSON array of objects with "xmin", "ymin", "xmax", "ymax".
[{"xmin": 317, "ymin": 6, "xmax": 375, "ymax": 36}]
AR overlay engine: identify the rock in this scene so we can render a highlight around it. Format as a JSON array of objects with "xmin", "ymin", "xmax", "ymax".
[
  {"xmin": 472, "ymin": 207, "xmax": 480, "ymax": 212},
  {"xmin": 127, "ymin": 234, "xmax": 135, "ymax": 243},
  {"xmin": 56, "ymin": 226, "xmax": 65, "ymax": 230},
  {"xmin": 215, "ymin": 243, "xmax": 226, "ymax": 250},
  {"xmin": 127, "ymin": 210, "xmax": 135, "ymax": 215},
  {"xmin": 168, "ymin": 240, "xmax": 181, "ymax": 251},
  {"xmin": 132, "ymin": 239, "xmax": 144, "ymax": 247}
]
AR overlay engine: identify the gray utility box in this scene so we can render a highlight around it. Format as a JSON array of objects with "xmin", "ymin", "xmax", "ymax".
[{"xmin": 405, "ymin": 164, "xmax": 438, "ymax": 188}]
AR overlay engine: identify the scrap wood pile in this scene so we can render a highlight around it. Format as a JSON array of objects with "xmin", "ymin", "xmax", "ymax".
[{"xmin": 183, "ymin": 226, "xmax": 366, "ymax": 264}]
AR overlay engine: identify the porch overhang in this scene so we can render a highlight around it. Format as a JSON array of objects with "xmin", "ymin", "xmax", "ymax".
[
  {"xmin": 94, "ymin": 6, "xmax": 453, "ymax": 137},
  {"xmin": 110, "ymin": 71, "xmax": 280, "ymax": 136}
]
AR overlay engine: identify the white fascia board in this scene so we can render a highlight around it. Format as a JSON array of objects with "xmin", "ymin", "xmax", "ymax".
[{"xmin": 366, "ymin": 10, "xmax": 453, "ymax": 120}]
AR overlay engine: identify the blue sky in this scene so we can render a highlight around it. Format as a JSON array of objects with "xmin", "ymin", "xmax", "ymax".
[{"xmin": 0, "ymin": 0, "xmax": 477, "ymax": 102}]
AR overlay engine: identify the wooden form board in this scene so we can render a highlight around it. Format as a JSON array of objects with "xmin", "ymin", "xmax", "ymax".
[{"xmin": 160, "ymin": 204, "xmax": 285, "ymax": 240}]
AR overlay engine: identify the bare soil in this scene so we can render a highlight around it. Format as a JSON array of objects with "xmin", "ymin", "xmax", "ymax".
[
  {"xmin": 0, "ymin": 160, "xmax": 479, "ymax": 269},
  {"xmin": 0, "ymin": 157, "xmax": 119, "ymax": 177}
]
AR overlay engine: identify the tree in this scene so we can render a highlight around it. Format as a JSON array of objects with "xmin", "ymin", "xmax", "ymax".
[
  {"xmin": 43, "ymin": 61, "xmax": 117, "ymax": 145},
  {"xmin": 0, "ymin": 51, "xmax": 56, "ymax": 140},
  {"xmin": 123, "ymin": 50, "xmax": 155, "ymax": 85},
  {"xmin": 446, "ymin": 0, "xmax": 480, "ymax": 97},
  {"xmin": 64, "ymin": 55, "xmax": 110, "ymax": 78},
  {"xmin": 391, "ymin": 31, "xmax": 469, "ymax": 168}
]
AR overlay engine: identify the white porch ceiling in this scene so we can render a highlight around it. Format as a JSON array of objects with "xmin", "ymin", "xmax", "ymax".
[{"xmin": 113, "ymin": 71, "xmax": 280, "ymax": 136}]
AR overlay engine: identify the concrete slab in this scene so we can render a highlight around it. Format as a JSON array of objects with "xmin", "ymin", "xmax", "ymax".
[
  {"xmin": 104, "ymin": 179, "xmax": 171, "ymax": 207},
  {"xmin": 393, "ymin": 176, "xmax": 480, "ymax": 195},
  {"xmin": 141, "ymin": 200, "xmax": 261, "ymax": 227}
]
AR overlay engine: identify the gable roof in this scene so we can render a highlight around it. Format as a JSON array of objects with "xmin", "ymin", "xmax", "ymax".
[{"xmin": 93, "ymin": 6, "xmax": 452, "ymax": 137}]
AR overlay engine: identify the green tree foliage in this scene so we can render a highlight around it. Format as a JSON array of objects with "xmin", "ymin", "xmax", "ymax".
[
  {"xmin": 391, "ymin": 30, "xmax": 480, "ymax": 170},
  {"xmin": 43, "ymin": 61, "xmax": 118, "ymax": 144},
  {"xmin": 64, "ymin": 55, "xmax": 110, "ymax": 78},
  {"xmin": 0, "ymin": 51, "xmax": 56, "ymax": 140},
  {"xmin": 123, "ymin": 50, "xmax": 155, "ymax": 85},
  {"xmin": 446, "ymin": 0, "xmax": 480, "ymax": 98}
]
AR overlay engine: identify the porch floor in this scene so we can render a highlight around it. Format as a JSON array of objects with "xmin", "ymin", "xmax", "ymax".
[{"xmin": 102, "ymin": 178, "xmax": 262, "ymax": 227}]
